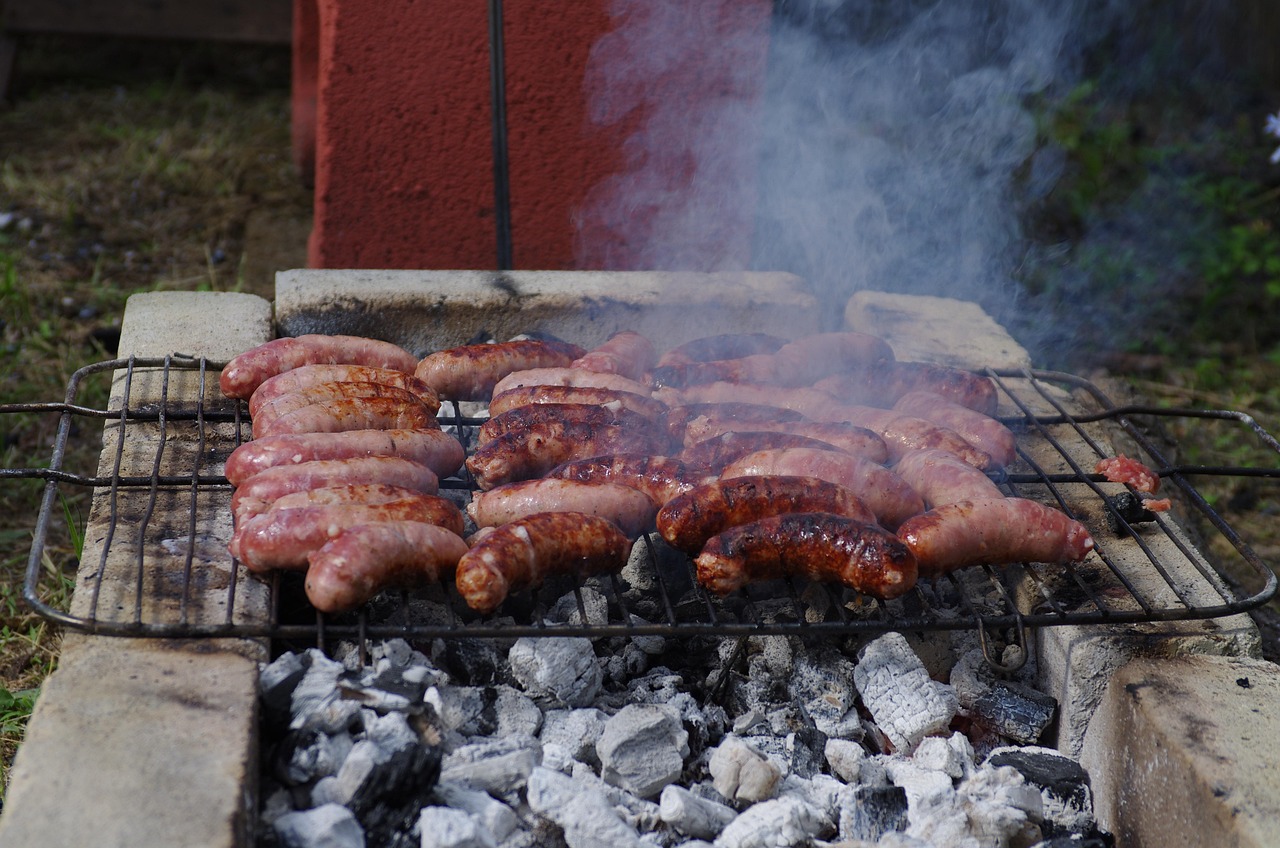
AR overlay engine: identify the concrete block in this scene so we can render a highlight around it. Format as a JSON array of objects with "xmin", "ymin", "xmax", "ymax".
[{"xmin": 1079, "ymin": 655, "xmax": 1280, "ymax": 848}]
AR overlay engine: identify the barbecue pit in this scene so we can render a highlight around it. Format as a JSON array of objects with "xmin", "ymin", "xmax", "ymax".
[{"xmin": 1, "ymin": 275, "xmax": 1277, "ymax": 846}]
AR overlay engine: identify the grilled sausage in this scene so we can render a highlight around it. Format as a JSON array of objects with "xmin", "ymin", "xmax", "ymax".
[
  {"xmin": 816, "ymin": 406, "xmax": 994, "ymax": 470},
  {"xmin": 657, "ymin": 333, "xmax": 789, "ymax": 367},
  {"xmin": 815, "ymin": 362, "xmax": 998, "ymax": 416},
  {"xmin": 466, "ymin": 479, "xmax": 658, "ymax": 537},
  {"xmin": 654, "ymin": 383, "xmax": 845, "ymax": 419},
  {"xmin": 545, "ymin": 454, "xmax": 708, "ymax": 505},
  {"xmin": 255, "ymin": 395, "xmax": 440, "ymax": 439},
  {"xmin": 414, "ymin": 339, "xmax": 586, "ymax": 402},
  {"xmin": 488, "ymin": 385, "xmax": 669, "ymax": 424},
  {"xmin": 230, "ymin": 456, "xmax": 439, "ymax": 519},
  {"xmin": 721, "ymin": 447, "xmax": 923, "ymax": 529},
  {"xmin": 896, "ymin": 497, "xmax": 1094, "ymax": 578},
  {"xmin": 305, "ymin": 522, "xmax": 470, "ymax": 613},
  {"xmin": 657, "ymin": 475, "xmax": 877, "ymax": 554},
  {"xmin": 570, "ymin": 331, "xmax": 657, "ymax": 382},
  {"xmin": 220, "ymin": 334, "xmax": 418, "ymax": 399},
  {"xmin": 892, "ymin": 449, "xmax": 1003, "ymax": 508},
  {"xmin": 455, "ymin": 512, "xmax": 631, "ymax": 614},
  {"xmin": 265, "ymin": 483, "xmax": 443, "ymax": 512},
  {"xmin": 893, "ymin": 391, "xmax": 1017, "ymax": 468},
  {"xmin": 465, "ymin": 422, "xmax": 668, "ymax": 490},
  {"xmin": 651, "ymin": 332, "xmax": 894, "ymax": 389},
  {"xmin": 695, "ymin": 513, "xmax": 917, "ymax": 599},
  {"xmin": 491, "ymin": 367, "xmax": 653, "ymax": 399},
  {"xmin": 680, "ymin": 417, "xmax": 889, "ymax": 464},
  {"xmin": 679, "ymin": 431, "xmax": 849, "ymax": 472},
  {"xmin": 224, "ymin": 429, "xmax": 464, "ymax": 486},
  {"xmin": 230, "ymin": 497, "xmax": 465, "ymax": 572},
  {"xmin": 248, "ymin": 364, "xmax": 440, "ymax": 418},
  {"xmin": 476, "ymin": 403, "xmax": 665, "ymax": 450},
  {"xmin": 663, "ymin": 403, "xmax": 804, "ymax": 444},
  {"xmin": 252, "ymin": 383, "xmax": 438, "ymax": 438}
]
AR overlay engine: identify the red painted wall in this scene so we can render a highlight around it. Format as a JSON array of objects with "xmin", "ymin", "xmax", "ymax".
[{"xmin": 296, "ymin": 0, "xmax": 772, "ymax": 271}]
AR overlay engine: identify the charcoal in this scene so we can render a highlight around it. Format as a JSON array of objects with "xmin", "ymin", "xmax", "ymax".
[
  {"xmin": 348, "ymin": 744, "xmax": 444, "ymax": 846},
  {"xmin": 291, "ymin": 651, "xmax": 363, "ymax": 733},
  {"xmin": 362, "ymin": 711, "xmax": 420, "ymax": 756},
  {"xmin": 853, "ymin": 633, "xmax": 958, "ymax": 753},
  {"xmin": 567, "ymin": 761, "xmax": 664, "ymax": 831},
  {"xmin": 539, "ymin": 707, "xmax": 608, "ymax": 772},
  {"xmin": 439, "ymin": 734, "xmax": 541, "ymax": 795},
  {"xmin": 439, "ymin": 638, "xmax": 505, "ymax": 686},
  {"xmin": 715, "ymin": 795, "xmax": 830, "ymax": 848},
  {"xmin": 658, "ymin": 784, "xmax": 736, "ymax": 841},
  {"xmin": 778, "ymin": 773, "xmax": 845, "ymax": 823},
  {"xmin": 837, "ymin": 784, "xmax": 909, "ymax": 842},
  {"xmin": 431, "ymin": 780, "xmax": 520, "ymax": 843},
  {"xmin": 986, "ymin": 746, "xmax": 1096, "ymax": 836},
  {"xmin": 1105, "ymin": 491, "xmax": 1158, "ymax": 532},
  {"xmin": 526, "ymin": 766, "xmax": 647, "ymax": 848},
  {"xmin": 972, "ymin": 682, "xmax": 1058, "ymax": 745},
  {"xmin": 905, "ymin": 765, "xmax": 1043, "ymax": 848},
  {"xmin": 426, "ymin": 685, "xmax": 492, "ymax": 738},
  {"xmin": 545, "ymin": 587, "xmax": 609, "ymax": 626},
  {"xmin": 508, "ymin": 637, "xmax": 602, "ymax": 707},
  {"xmin": 597, "ymin": 704, "xmax": 690, "ymax": 799},
  {"xmin": 274, "ymin": 727, "xmax": 354, "ymax": 786},
  {"xmin": 788, "ymin": 647, "xmax": 858, "ymax": 737},
  {"xmin": 823, "ymin": 737, "xmax": 869, "ymax": 784},
  {"xmin": 708, "ymin": 736, "xmax": 781, "ymax": 803},
  {"xmin": 1031, "ymin": 835, "xmax": 1116, "ymax": 848},
  {"xmin": 260, "ymin": 652, "xmax": 308, "ymax": 728},
  {"xmin": 416, "ymin": 806, "xmax": 494, "ymax": 848},
  {"xmin": 787, "ymin": 725, "xmax": 828, "ymax": 779},
  {"xmin": 883, "ymin": 757, "xmax": 956, "ymax": 810},
  {"xmin": 274, "ymin": 803, "xmax": 365, "ymax": 848}
]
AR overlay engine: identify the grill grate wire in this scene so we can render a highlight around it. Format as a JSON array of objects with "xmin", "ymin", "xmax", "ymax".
[{"xmin": 3, "ymin": 357, "xmax": 1277, "ymax": 653}]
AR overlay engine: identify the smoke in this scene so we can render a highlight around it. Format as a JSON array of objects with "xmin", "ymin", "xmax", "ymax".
[{"xmin": 576, "ymin": 0, "xmax": 1120, "ymax": 357}]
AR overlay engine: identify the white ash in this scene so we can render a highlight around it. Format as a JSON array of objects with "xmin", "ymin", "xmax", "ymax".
[
  {"xmin": 274, "ymin": 803, "xmax": 365, "ymax": 848},
  {"xmin": 527, "ymin": 766, "xmax": 648, "ymax": 848},
  {"xmin": 508, "ymin": 636, "xmax": 602, "ymax": 707},
  {"xmin": 417, "ymin": 805, "xmax": 495, "ymax": 848},
  {"xmin": 597, "ymin": 703, "xmax": 691, "ymax": 799},
  {"xmin": 853, "ymin": 632, "xmax": 959, "ymax": 754},
  {"xmin": 660, "ymin": 785, "xmax": 737, "ymax": 841},
  {"xmin": 713, "ymin": 795, "xmax": 829, "ymax": 848},
  {"xmin": 539, "ymin": 707, "xmax": 609, "ymax": 772},
  {"xmin": 708, "ymin": 736, "xmax": 782, "ymax": 803},
  {"xmin": 438, "ymin": 734, "xmax": 542, "ymax": 796},
  {"xmin": 431, "ymin": 781, "xmax": 521, "ymax": 844}
]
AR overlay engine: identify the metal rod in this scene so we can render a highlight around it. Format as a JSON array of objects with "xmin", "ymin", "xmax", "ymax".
[{"xmin": 487, "ymin": 0, "xmax": 514, "ymax": 270}]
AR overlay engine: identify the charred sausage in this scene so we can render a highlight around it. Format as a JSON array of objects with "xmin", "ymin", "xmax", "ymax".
[
  {"xmin": 892, "ymin": 449, "xmax": 1004, "ymax": 509},
  {"xmin": 476, "ymin": 403, "xmax": 665, "ymax": 449},
  {"xmin": 220, "ymin": 334, "xmax": 417, "ymax": 399},
  {"xmin": 695, "ymin": 513, "xmax": 917, "ymax": 599},
  {"xmin": 248, "ymin": 364, "xmax": 440, "ymax": 418},
  {"xmin": 465, "ymin": 422, "xmax": 668, "ymax": 490},
  {"xmin": 224, "ymin": 429, "xmax": 464, "ymax": 486},
  {"xmin": 545, "ymin": 454, "xmax": 709, "ymax": 505},
  {"xmin": 305, "ymin": 522, "xmax": 470, "ymax": 613},
  {"xmin": 414, "ymin": 339, "xmax": 586, "ymax": 402},
  {"xmin": 488, "ymin": 384, "xmax": 669, "ymax": 424},
  {"xmin": 466, "ymin": 479, "xmax": 658, "ymax": 537},
  {"xmin": 569, "ymin": 331, "xmax": 657, "ymax": 382}
]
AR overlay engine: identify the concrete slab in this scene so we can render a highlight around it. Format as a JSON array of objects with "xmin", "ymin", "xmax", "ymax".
[{"xmin": 1080, "ymin": 655, "xmax": 1280, "ymax": 848}]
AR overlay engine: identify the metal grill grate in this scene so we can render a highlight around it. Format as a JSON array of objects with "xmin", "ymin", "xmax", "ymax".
[{"xmin": 4, "ymin": 357, "xmax": 1277, "ymax": 657}]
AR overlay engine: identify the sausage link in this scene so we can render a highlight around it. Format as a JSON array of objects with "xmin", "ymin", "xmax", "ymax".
[
  {"xmin": 680, "ymin": 417, "xmax": 888, "ymax": 464},
  {"xmin": 256, "ymin": 395, "xmax": 440, "ymax": 439},
  {"xmin": 892, "ymin": 449, "xmax": 1003, "ymax": 509},
  {"xmin": 488, "ymin": 385, "xmax": 669, "ymax": 424},
  {"xmin": 491, "ymin": 367, "xmax": 652, "ymax": 399},
  {"xmin": 225, "ymin": 429, "xmax": 464, "ymax": 486},
  {"xmin": 230, "ymin": 456, "xmax": 439, "ymax": 519},
  {"xmin": 570, "ymin": 331, "xmax": 657, "ymax": 382},
  {"xmin": 546, "ymin": 454, "xmax": 708, "ymax": 506},
  {"xmin": 266, "ymin": 483, "xmax": 444, "ymax": 512},
  {"xmin": 657, "ymin": 475, "xmax": 876, "ymax": 554},
  {"xmin": 249, "ymin": 364, "xmax": 440, "ymax": 418},
  {"xmin": 305, "ymin": 522, "xmax": 470, "ymax": 613},
  {"xmin": 414, "ymin": 339, "xmax": 586, "ymax": 402},
  {"xmin": 657, "ymin": 333, "xmax": 788, "ymax": 367},
  {"xmin": 815, "ymin": 362, "xmax": 998, "ymax": 416},
  {"xmin": 815, "ymin": 405, "xmax": 993, "ymax": 470},
  {"xmin": 476, "ymin": 403, "xmax": 665, "ymax": 449},
  {"xmin": 652, "ymin": 332, "xmax": 893, "ymax": 388},
  {"xmin": 466, "ymin": 479, "xmax": 658, "ymax": 537},
  {"xmin": 893, "ymin": 391, "xmax": 1016, "ymax": 468},
  {"xmin": 253, "ymin": 382, "xmax": 431, "ymax": 434},
  {"xmin": 465, "ymin": 422, "xmax": 668, "ymax": 490},
  {"xmin": 455, "ymin": 512, "xmax": 631, "ymax": 614},
  {"xmin": 679, "ymin": 431, "xmax": 848, "ymax": 473},
  {"xmin": 220, "ymin": 334, "xmax": 417, "ymax": 399},
  {"xmin": 695, "ymin": 513, "xmax": 917, "ymax": 600},
  {"xmin": 896, "ymin": 497, "xmax": 1094, "ymax": 578},
  {"xmin": 663, "ymin": 402, "xmax": 803, "ymax": 444}
]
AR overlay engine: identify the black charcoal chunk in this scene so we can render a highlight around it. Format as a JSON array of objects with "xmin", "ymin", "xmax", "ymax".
[
  {"xmin": 987, "ymin": 747, "xmax": 1104, "ymax": 839},
  {"xmin": 972, "ymin": 682, "xmax": 1058, "ymax": 745},
  {"xmin": 347, "ymin": 743, "xmax": 443, "ymax": 848},
  {"xmin": 837, "ymin": 784, "xmax": 909, "ymax": 842}
]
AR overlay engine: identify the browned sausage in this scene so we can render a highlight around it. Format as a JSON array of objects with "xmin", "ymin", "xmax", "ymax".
[
  {"xmin": 220, "ymin": 334, "xmax": 418, "ymax": 399},
  {"xmin": 230, "ymin": 497, "xmax": 465, "ymax": 572},
  {"xmin": 252, "ymin": 382, "xmax": 438, "ymax": 438},
  {"xmin": 488, "ymin": 384, "xmax": 668, "ymax": 424},
  {"xmin": 230, "ymin": 456, "xmax": 439, "ymax": 518},
  {"xmin": 225, "ymin": 429, "xmax": 464, "ymax": 486},
  {"xmin": 892, "ymin": 449, "xmax": 1003, "ymax": 508},
  {"xmin": 465, "ymin": 423, "xmax": 668, "ymax": 490},
  {"xmin": 896, "ymin": 497, "xmax": 1095, "ymax": 578},
  {"xmin": 569, "ymin": 331, "xmax": 657, "ymax": 382},
  {"xmin": 248, "ymin": 364, "xmax": 440, "ymax": 418},
  {"xmin": 305, "ymin": 522, "xmax": 470, "ymax": 613},
  {"xmin": 256, "ymin": 395, "xmax": 440, "ymax": 439},
  {"xmin": 652, "ymin": 332, "xmax": 894, "ymax": 389},
  {"xmin": 815, "ymin": 362, "xmax": 998, "ymax": 416},
  {"xmin": 815, "ymin": 406, "xmax": 993, "ymax": 470},
  {"xmin": 721, "ymin": 447, "xmax": 923, "ymax": 530},
  {"xmin": 680, "ymin": 418, "xmax": 889, "ymax": 464},
  {"xmin": 654, "ymin": 383, "xmax": 845, "ymax": 419},
  {"xmin": 455, "ymin": 512, "xmax": 632, "ymax": 614},
  {"xmin": 476, "ymin": 403, "xmax": 665, "ymax": 449},
  {"xmin": 657, "ymin": 333, "xmax": 788, "ymax": 367},
  {"xmin": 545, "ymin": 454, "xmax": 709, "ymax": 505},
  {"xmin": 491, "ymin": 367, "xmax": 652, "ymax": 399},
  {"xmin": 466, "ymin": 479, "xmax": 658, "ymax": 537},
  {"xmin": 265, "ymin": 483, "xmax": 444, "ymax": 512},
  {"xmin": 657, "ymin": 475, "xmax": 877, "ymax": 554},
  {"xmin": 414, "ymin": 339, "xmax": 586, "ymax": 402},
  {"xmin": 663, "ymin": 403, "xmax": 803, "ymax": 444},
  {"xmin": 695, "ymin": 513, "xmax": 917, "ymax": 599},
  {"xmin": 893, "ymin": 391, "xmax": 1016, "ymax": 468},
  {"xmin": 679, "ymin": 431, "xmax": 849, "ymax": 472}
]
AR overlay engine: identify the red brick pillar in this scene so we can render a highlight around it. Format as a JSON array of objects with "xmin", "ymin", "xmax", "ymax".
[{"xmin": 295, "ymin": 0, "xmax": 772, "ymax": 271}]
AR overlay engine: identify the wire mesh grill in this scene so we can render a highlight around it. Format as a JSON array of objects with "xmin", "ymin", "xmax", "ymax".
[{"xmin": 4, "ymin": 356, "xmax": 1277, "ymax": 650}]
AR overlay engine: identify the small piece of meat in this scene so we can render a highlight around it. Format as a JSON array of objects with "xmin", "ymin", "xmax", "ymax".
[
  {"xmin": 816, "ymin": 362, "xmax": 999, "ymax": 416},
  {"xmin": 657, "ymin": 333, "xmax": 788, "ymax": 367},
  {"xmin": 663, "ymin": 403, "xmax": 803, "ymax": 443},
  {"xmin": 230, "ymin": 498, "xmax": 465, "ymax": 572},
  {"xmin": 1095, "ymin": 456, "xmax": 1161, "ymax": 494},
  {"xmin": 1143, "ymin": 498, "xmax": 1171, "ymax": 512},
  {"xmin": 248, "ymin": 364, "xmax": 440, "ymax": 418},
  {"xmin": 657, "ymin": 475, "xmax": 877, "ymax": 554},
  {"xmin": 265, "ymin": 484, "xmax": 441, "ymax": 512},
  {"xmin": 414, "ymin": 339, "xmax": 586, "ymax": 402},
  {"xmin": 570, "ymin": 331, "xmax": 657, "ymax": 382},
  {"xmin": 455, "ymin": 512, "xmax": 632, "ymax": 614},
  {"xmin": 721, "ymin": 447, "xmax": 923, "ymax": 530},
  {"xmin": 896, "ymin": 497, "xmax": 1094, "ymax": 578},
  {"xmin": 679, "ymin": 417, "xmax": 889, "ymax": 464},
  {"xmin": 545, "ymin": 454, "xmax": 709, "ymax": 506},
  {"xmin": 465, "ymin": 422, "xmax": 668, "ymax": 490},
  {"xmin": 467, "ymin": 479, "xmax": 658, "ymax": 537},
  {"xmin": 476, "ymin": 403, "xmax": 666, "ymax": 449},
  {"xmin": 305, "ymin": 522, "xmax": 470, "ymax": 613},
  {"xmin": 231, "ymin": 456, "xmax": 439, "ymax": 519},
  {"xmin": 893, "ymin": 391, "xmax": 1016, "ymax": 468},
  {"xmin": 253, "ymin": 382, "xmax": 436, "ymax": 437},
  {"xmin": 695, "ymin": 512, "xmax": 917, "ymax": 600},
  {"xmin": 220, "ymin": 334, "xmax": 418, "ymax": 399},
  {"xmin": 255, "ymin": 395, "xmax": 440, "ymax": 439},
  {"xmin": 679, "ymin": 431, "xmax": 848, "ymax": 472},
  {"xmin": 652, "ymin": 332, "xmax": 894, "ymax": 389},
  {"xmin": 491, "ymin": 367, "xmax": 653, "ymax": 399},
  {"xmin": 892, "ymin": 449, "xmax": 1003, "ymax": 509},
  {"xmin": 224, "ymin": 428, "xmax": 464, "ymax": 486},
  {"xmin": 488, "ymin": 385, "xmax": 669, "ymax": 424}
]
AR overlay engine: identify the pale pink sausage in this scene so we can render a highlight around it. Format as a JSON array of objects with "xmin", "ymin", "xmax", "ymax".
[
  {"xmin": 305, "ymin": 522, "xmax": 470, "ymax": 613},
  {"xmin": 414, "ymin": 339, "xmax": 586, "ymax": 402},
  {"xmin": 230, "ymin": 456, "xmax": 439, "ymax": 518},
  {"xmin": 892, "ymin": 449, "xmax": 1003, "ymax": 509},
  {"xmin": 893, "ymin": 391, "xmax": 1017, "ymax": 468},
  {"xmin": 220, "ymin": 335, "xmax": 418, "ymax": 399},
  {"xmin": 248, "ymin": 364, "xmax": 440, "ymax": 417},
  {"xmin": 466, "ymin": 479, "xmax": 658, "ymax": 537},
  {"xmin": 224, "ymin": 429, "xmax": 465, "ymax": 486},
  {"xmin": 255, "ymin": 396, "xmax": 439, "ymax": 439},
  {"xmin": 253, "ymin": 382, "xmax": 435, "ymax": 433},
  {"xmin": 569, "ymin": 331, "xmax": 657, "ymax": 382},
  {"xmin": 491, "ymin": 367, "xmax": 652, "ymax": 399}
]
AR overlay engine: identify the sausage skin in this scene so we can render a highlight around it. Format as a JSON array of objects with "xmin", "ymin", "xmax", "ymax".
[
  {"xmin": 230, "ymin": 456, "xmax": 439, "ymax": 519},
  {"xmin": 896, "ymin": 497, "xmax": 1094, "ymax": 578},
  {"xmin": 815, "ymin": 362, "xmax": 998, "ymax": 416},
  {"xmin": 569, "ymin": 331, "xmax": 657, "ymax": 382},
  {"xmin": 265, "ymin": 483, "xmax": 443, "ymax": 512},
  {"xmin": 695, "ymin": 512, "xmax": 917, "ymax": 600},
  {"xmin": 253, "ymin": 381, "xmax": 434, "ymax": 434},
  {"xmin": 680, "ymin": 417, "xmax": 889, "ymax": 464},
  {"xmin": 657, "ymin": 475, "xmax": 877, "ymax": 554},
  {"xmin": 679, "ymin": 431, "xmax": 849, "ymax": 473},
  {"xmin": 663, "ymin": 403, "xmax": 804, "ymax": 444},
  {"xmin": 491, "ymin": 367, "xmax": 653, "ymax": 399},
  {"xmin": 657, "ymin": 333, "xmax": 789, "ymax": 367},
  {"xmin": 892, "ymin": 449, "xmax": 1003, "ymax": 509},
  {"xmin": 893, "ymin": 391, "xmax": 1017, "ymax": 468},
  {"xmin": 455, "ymin": 512, "xmax": 632, "ymax": 614},
  {"xmin": 255, "ymin": 395, "xmax": 440, "ymax": 439},
  {"xmin": 220, "ymin": 334, "xmax": 417, "ymax": 399},
  {"xmin": 651, "ymin": 332, "xmax": 893, "ymax": 389},
  {"xmin": 467, "ymin": 479, "xmax": 658, "ymax": 537},
  {"xmin": 414, "ymin": 339, "xmax": 586, "ymax": 402},
  {"xmin": 305, "ymin": 522, "xmax": 470, "ymax": 613},
  {"xmin": 248, "ymin": 364, "xmax": 440, "ymax": 418},
  {"xmin": 488, "ymin": 385, "xmax": 669, "ymax": 424},
  {"xmin": 466, "ymin": 423, "xmax": 668, "ymax": 490},
  {"xmin": 545, "ymin": 454, "xmax": 709, "ymax": 506},
  {"xmin": 225, "ymin": 429, "xmax": 464, "ymax": 486},
  {"xmin": 476, "ymin": 403, "xmax": 665, "ymax": 449}
]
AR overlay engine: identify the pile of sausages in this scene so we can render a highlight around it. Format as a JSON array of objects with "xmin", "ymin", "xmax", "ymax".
[{"xmin": 218, "ymin": 329, "xmax": 1095, "ymax": 616}]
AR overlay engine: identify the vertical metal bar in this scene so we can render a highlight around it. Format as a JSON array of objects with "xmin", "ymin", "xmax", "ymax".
[{"xmin": 487, "ymin": 0, "xmax": 515, "ymax": 270}]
